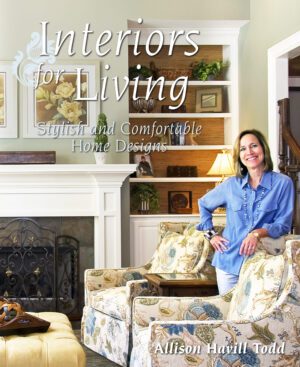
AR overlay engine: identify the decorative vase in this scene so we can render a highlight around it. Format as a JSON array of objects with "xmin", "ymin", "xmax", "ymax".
[
  {"xmin": 94, "ymin": 152, "xmax": 107, "ymax": 165},
  {"xmin": 138, "ymin": 199, "xmax": 150, "ymax": 214}
]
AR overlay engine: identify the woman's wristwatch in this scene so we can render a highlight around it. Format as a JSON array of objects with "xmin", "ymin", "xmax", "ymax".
[
  {"xmin": 204, "ymin": 228, "xmax": 218, "ymax": 241},
  {"xmin": 248, "ymin": 231, "xmax": 261, "ymax": 241}
]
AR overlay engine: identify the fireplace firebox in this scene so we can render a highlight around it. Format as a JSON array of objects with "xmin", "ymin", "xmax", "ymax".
[{"xmin": 0, "ymin": 218, "xmax": 79, "ymax": 317}]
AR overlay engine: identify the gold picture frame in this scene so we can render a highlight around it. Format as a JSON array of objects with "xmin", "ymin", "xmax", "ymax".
[
  {"xmin": 21, "ymin": 60, "xmax": 100, "ymax": 138},
  {"xmin": 0, "ymin": 61, "xmax": 18, "ymax": 138},
  {"xmin": 195, "ymin": 87, "xmax": 223, "ymax": 113}
]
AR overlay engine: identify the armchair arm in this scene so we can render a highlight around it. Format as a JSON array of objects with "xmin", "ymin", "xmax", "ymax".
[
  {"xmin": 148, "ymin": 309, "xmax": 299, "ymax": 367},
  {"xmin": 126, "ymin": 279, "xmax": 150, "ymax": 300},
  {"xmin": 84, "ymin": 265, "xmax": 149, "ymax": 304},
  {"xmin": 85, "ymin": 266, "xmax": 149, "ymax": 291}
]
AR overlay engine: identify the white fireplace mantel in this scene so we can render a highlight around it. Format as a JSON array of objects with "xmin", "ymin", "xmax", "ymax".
[{"xmin": 0, "ymin": 164, "xmax": 136, "ymax": 268}]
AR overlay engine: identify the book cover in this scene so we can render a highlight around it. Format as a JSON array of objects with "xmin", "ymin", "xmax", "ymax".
[{"xmin": 0, "ymin": 1, "xmax": 299, "ymax": 366}]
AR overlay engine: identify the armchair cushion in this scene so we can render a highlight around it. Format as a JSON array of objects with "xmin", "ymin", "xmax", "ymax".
[
  {"xmin": 227, "ymin": 250, "xmax": 285, "ymax": 320},
  {"xmin": 149, "ymin": 229, "xmax": 205, "ymax": 273},
  {"xmin": 158, "ymin": 222, "xmax": 191, "ymax": 242}
]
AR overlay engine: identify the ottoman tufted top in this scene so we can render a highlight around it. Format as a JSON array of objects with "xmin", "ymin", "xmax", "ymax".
[{"xmin": 0, "ymin": 312, "xmax": 85, "ymax": 367}]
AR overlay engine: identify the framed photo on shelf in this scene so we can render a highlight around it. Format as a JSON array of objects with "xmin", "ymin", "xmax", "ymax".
[
  {"xmin": 0, "ymin": 61, "xmax": 18, "ymax": 138},
  {"xmin": 134, "ymin": 154, "xmax": 154, "ymax": 178},
  {"xmin": 168, "ymin": 191, "xmax": 192, "ymax": 214},
  {"xmin": 21, "ymin": 60, "xmax": 100, "ymax": 138},
  {"xmin": 195, "ymin": 87, "xmax": 223, "ymax": 113}
]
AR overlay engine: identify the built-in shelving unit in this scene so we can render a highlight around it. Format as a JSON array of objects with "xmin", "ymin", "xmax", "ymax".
[
  {"xmin": 128, "ymin": 20, "xmax": 247, "ymax": 215},
  {"xmin": 127, "ymin": 19, "xmax": 248, "ymax": 266}
]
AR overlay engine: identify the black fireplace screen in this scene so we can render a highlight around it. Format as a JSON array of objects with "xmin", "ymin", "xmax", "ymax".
[{"xmin": 0, "ymin": 218, "xmax": 79, "ymax": 317}]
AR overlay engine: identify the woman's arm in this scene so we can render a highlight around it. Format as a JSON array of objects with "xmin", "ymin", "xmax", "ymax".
[
  {"xmin": 196, "ymin": 180, "xmax": 230, "ymax": 253},
  {"xmin": 239, "ymin": 228, "xmax": 269, "ymax": 256},
  {"xmin": 210, "ymin": 234, "xmax": 229, "ymax": 253},
  {"xmin": 196, "ymin": 179, "xmax": 229, "ymax": 231},
  {"xmin": 240, "ymin": 176, "xmax": 295, "ymax": 256},
  {"xmin": 261, "ymin": 177, "xmax": 295, "ymax": 237}
]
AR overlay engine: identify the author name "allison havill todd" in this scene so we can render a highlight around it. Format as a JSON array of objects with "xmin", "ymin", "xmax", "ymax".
[{"xmin": 154, "ymin": 341, "xmax": 286, "ymax": 355}]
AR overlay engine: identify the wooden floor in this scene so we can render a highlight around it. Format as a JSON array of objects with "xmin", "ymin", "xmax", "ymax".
[{"xmin": 74, "ymin": 328, "xmax": 119, "ymax": 367}]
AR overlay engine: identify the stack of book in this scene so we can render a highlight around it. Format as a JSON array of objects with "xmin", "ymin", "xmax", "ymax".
[
  {"xmin": 167, "ymin": 166, "xmax": 198, "ymax": 177},
  {"xmin": 168, "ymin": 122, "xmax": 186, "ymax": 145}
]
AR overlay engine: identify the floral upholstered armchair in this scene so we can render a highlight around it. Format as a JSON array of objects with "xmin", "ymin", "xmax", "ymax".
[
  {"xmin": 81, "ymin": 222, "xmax": 221, "ymax": 366},
  {"xmin": 130, "ymin": 237, "xmax": 300, "ymax": 367}
]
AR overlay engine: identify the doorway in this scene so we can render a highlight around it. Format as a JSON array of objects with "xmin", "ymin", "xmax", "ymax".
[{"xmin": 268, "ymin": 31, "xmax": 300, "ymax": 169}]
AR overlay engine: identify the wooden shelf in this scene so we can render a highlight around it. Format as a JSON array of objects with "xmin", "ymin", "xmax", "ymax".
[
  {"xmin": 128, "ymin": 23, "xmax": 244, "ymax": 267},
  {"xmin": 129, "ymin": 80, "xmax": 232, "ymax": 86},
  {"xmin": 130, "ymin": 177, "xmax": 221, "ymax": 183},
  {"xmin": 133, "ymin": 145, "xmax": 232, "ymax": 151},
  {"xmin": 130, "ymin": 213, "xmax": 226, "ymax": 218},
  {"xmin": 129, "ymin": 113, "xmax": 232, "ymax": 118}
]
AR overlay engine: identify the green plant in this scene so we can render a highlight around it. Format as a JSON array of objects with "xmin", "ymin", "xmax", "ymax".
[
  {"xmin": 192, "ymin": 60, "xmax": 229, "ymax": 81},
  {"xmin": 130, "ymin": 183, "xmax": 160, "ymax": 213},
  {"xmin": 129, "ymin": 65, "xmax": 153, "ymax": 80},
  {"xmin": 94, "ymin": 113, "xmax": 108, "ymax": 152}
]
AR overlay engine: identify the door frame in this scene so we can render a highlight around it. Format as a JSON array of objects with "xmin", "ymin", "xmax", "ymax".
[{"xmin": 268, "ymin": 31, "xmax": 300, "ymax": 169}]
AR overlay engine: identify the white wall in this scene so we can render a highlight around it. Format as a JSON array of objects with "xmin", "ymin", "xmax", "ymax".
[{"xmin": 239, "ymin": 0, "xmax": 300, "ymax": 136}]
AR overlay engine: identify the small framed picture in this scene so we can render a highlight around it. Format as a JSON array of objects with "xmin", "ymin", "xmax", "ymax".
[
  {"xmin": 195, "ymin": 87, "xmax": 223, "ymax": 113},
  {"xmin": 168, "ymin": 191, "xmax": 192, "ymax": 214},
  {"xmin": 0, "ymin": 61, "xmax": 18, "ymax": 138},
  {"xmin": 134, "ymin": 154, "xmax": 154, "ymax": 178}
]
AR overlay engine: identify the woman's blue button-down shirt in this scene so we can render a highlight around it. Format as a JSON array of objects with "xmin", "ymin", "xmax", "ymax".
[{"xmin": 196, "ymin": 171, "xmax": 294, "ymax": 275}]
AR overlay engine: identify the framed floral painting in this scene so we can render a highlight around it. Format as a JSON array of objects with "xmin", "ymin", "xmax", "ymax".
[
  {"xmin": 21, "ymin": 61, "xmax": 100, "ymax": 138},
  {"xmin": 0, "ymin": 62, "xmax": 18, "ymax": 138}
]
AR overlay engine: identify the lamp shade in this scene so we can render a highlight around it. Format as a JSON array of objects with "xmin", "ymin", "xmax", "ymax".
[{"xmin": 207, "ymin": 150, "xmax": 234, "ymax": 176}]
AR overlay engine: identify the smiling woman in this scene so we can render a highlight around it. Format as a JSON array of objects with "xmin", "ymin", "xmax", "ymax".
[
  {"xmin": 196, "ymin": 129, "xmax": 295, "ymax": 295},
  {"xmin": 235, "ymin": 131, "xmax": 273, "ymax": 180}
]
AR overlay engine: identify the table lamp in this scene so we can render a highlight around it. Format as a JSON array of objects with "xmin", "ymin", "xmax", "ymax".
[{"xmin": 207, "ymin": 150, "xmax": 234, "ymax": 184}]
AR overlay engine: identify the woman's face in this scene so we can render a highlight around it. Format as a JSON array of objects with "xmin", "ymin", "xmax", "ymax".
[{"xmin": 239, "ymin": 134, "xmax": 265, "ymax": 171}]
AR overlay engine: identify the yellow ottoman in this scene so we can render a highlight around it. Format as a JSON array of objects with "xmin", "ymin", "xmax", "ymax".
[{"xmin": 0, "ymin": 312, "xmax": 85, "ymax": 367}]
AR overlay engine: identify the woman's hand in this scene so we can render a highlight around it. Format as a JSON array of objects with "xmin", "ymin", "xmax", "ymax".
[
  {"xmin": 239, "ymin": 233, "xmax": 259, "ymax": 256},
  {"xmin": 210, "ymin": 235, "xmax": 229, "ymax": 253}
]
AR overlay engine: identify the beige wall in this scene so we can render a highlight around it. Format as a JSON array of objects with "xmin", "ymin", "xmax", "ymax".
[
  {"xmin": 0, "ymin": 0, "xmax": 248, "ymax": 163},
  {"xmin": 240, "ymin": 0, "xmax": 300, "ymax": 135}
]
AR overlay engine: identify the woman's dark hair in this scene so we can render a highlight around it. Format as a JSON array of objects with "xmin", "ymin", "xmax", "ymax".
[{"xmin": 233, "ymin": 129, "xmax": 273, "ymax": 177}]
